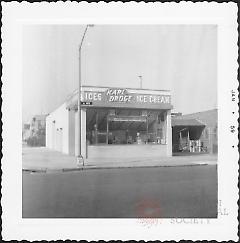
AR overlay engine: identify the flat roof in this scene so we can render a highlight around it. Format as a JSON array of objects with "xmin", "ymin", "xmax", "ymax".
[
  {"xmin": 67, "ymin": 85, "xmax": 171, "ymax": 100},
  {"xmin": 81, "ymin": 85, "xmax": 171, "ymax": 92},
  {"xmin": 172, "ymin": 118, "xmax": 205, "ymax": 127}
]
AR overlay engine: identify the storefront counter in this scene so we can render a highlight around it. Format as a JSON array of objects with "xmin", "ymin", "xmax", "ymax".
[{"xmin": 87, "ymin": 144, "xmax": 170, "ymax": 159}]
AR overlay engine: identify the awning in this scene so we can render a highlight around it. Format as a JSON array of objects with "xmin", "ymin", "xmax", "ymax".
[{"xmin": 172, "ymin": 118, "xmax": 205, "ymax": 127}]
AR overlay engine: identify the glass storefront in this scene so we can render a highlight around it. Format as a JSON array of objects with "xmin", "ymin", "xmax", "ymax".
[{"xmin": 86, "ymin": 108, "xmax": 167, "ymax": 145}]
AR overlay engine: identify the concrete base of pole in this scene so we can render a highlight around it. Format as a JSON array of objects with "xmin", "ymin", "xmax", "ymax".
[{"xmin": 76, "ymin": 155, "xmax": 84, "ymax": 167}]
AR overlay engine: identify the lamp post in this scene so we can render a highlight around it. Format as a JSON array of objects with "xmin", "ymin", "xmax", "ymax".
[
  {"xmin": 138, "ymin": 75, "xmax": 143, "ymax": 89},
  {"xmin": 77, "ymin": 24, "xmax": 94, "ymax": 166}
]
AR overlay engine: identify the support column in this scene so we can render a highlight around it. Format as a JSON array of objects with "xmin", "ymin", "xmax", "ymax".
[
  {"xmin": 75, "ymin": 108, "xmax": 87, "ymax": 158},
  {"xmin": 75, "ymin": 110, "xmax": 79, "ymax": 156},
  {"xmin": 166, "ymin": 109, "xmax": 172, "ymax": 157},
  {"xmin": 95, "ymin": 111, "xmax": 98, "ymax": 144},
  {"xmin": 106, "ymin": 116, "xmax": 109, "ymax": 144},
  {"xmin": 81, "ymin": 108, "xmax": 87, "ymax": 158},
  {"xmin": 209, "ymin": 127, "xmax": 213, "ymax": 154},
  {"xmin": 146, "ymin": 115, "xmax": 148, "ymax": 134}
]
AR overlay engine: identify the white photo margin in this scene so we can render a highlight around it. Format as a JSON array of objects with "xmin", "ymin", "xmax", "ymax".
[{"xmin": 2, "ymin": 2, "xmax": 238, "ymax": 241}]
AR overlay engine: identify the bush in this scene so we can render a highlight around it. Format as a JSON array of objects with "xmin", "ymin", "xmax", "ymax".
[{"xmin": 26, "ymin": 135, "xmax": 45, "ymax": 147}]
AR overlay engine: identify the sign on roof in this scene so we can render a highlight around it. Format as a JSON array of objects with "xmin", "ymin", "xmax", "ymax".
[{"xmin": 68, "ymin": 87, "xmax": 172, "ymax": 110}]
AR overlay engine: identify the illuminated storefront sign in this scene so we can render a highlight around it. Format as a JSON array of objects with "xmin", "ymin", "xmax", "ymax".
[{"xmin": 74, "ymin": 87, "xmax": 172, "ymax": 109}]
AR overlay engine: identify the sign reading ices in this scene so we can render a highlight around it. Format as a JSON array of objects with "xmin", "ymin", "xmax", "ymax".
[{"xmin": 79, "ymin": 87, "xmax": 171, "ymax": 109}]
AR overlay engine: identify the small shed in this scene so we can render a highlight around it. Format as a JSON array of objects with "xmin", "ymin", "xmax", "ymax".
[{"xmin": 172, "ymin": 118, "xmax": 205, "ymax": 152}]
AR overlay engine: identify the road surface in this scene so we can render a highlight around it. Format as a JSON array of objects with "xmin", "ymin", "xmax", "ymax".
[{"xmin": 22, "ymin": 165, "xmax": 217, "ymax": 218}]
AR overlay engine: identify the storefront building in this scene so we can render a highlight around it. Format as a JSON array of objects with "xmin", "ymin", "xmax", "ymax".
[{"xmin": 46, "ymin": 86, "xmax": 173, "ymax": 159}]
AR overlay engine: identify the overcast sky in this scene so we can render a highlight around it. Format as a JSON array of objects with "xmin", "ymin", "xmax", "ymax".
[{"xmin": 22, "ymin": 25, "xmax": 217, "ymax": 122}]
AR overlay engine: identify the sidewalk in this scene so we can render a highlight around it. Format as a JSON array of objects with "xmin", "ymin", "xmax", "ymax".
[{"xmin": 22, "ymin": 147, "xmax": 217, "ymax": 172}]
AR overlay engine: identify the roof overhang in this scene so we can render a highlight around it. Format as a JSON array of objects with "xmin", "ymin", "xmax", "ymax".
[{"xmin": 172, "ymin": 118, "xmax": 206, "ymax": 127}]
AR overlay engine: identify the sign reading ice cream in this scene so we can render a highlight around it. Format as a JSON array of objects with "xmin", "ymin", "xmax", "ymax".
[{"xmin": 136, "ymin": 94, "xmax": 170, "ymax": 104}]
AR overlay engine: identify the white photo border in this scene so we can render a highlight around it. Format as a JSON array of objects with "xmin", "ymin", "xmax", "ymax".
[{"xmin": 2, "ymin": 2, "xmax": 238, "ymax": 241}]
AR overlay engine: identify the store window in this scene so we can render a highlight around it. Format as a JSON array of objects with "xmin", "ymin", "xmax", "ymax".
[
  {"xmin": 158, "ymin": 113, "xmax": 165, "ymax": 124},
  {"xmin": 87, "ymin": 108, "xmax": 167, "ymax": 145}
]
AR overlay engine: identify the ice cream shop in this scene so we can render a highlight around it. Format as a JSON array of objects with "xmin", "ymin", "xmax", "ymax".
[{"xmin": 46, "ymin": 86, "xmax": 173, "ymax": 159}]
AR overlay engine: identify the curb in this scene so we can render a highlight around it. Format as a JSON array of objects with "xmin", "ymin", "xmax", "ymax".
[
  {"xmin": 23, "ymin": 168, "xmax": 47, "ymax": 173},
  {"xmin": 22, "ymin": 162, "xmax": 215, "ymax": 174}
]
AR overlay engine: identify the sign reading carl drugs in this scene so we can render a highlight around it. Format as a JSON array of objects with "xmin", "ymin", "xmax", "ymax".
[{"xmin": 80, "ymin": 88, "xmax": 172, "ymax": 109}]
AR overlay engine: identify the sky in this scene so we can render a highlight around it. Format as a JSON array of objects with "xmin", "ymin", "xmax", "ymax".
[{"xmin": 22, "ymin": 25, "xmax": 217, "ymax": 122}]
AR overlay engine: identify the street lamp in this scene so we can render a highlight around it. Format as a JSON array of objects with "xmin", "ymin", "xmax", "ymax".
[{"xmin": 77, "ymin": 24, "xmax": 94, "ymax": 167}]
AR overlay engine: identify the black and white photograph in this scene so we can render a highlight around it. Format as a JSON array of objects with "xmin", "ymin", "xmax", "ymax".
[
  {"xmin": 2, "ymin": 2, "xmax": 238, "ymax": 241},
  {"xmin": 21, "ymin": 24, "xmax": 218, "ymax": 219}
]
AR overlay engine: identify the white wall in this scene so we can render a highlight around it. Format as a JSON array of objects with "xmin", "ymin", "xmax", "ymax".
[
  {"xmin": 46, "ymin": 102, "xmax": 70, "ymax": 154},
  {"xmin": 68, "ymin": 109, "xmax": 75, "ymax": 155}
]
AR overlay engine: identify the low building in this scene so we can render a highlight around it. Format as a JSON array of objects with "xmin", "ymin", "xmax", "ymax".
[
  {"xmin": 46, "ymin": 85, "xmax": 173, "ymax": 159},
  {"xmin": 172, "ymin": 109, "xmax": 218, "ymax": 154},
  {"xmin": 22, "ymin": 123, "xmax": 31, "ymax": 142},
  {"xmin": 30, "ymin": 115, "xmax": 47, "ymax": 135},
  {"xmin": 27, "ymin": 114, "xmax": 47, "ymax": 146}
]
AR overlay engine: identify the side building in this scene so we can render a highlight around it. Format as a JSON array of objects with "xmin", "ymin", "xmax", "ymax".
[
  {"xmin": 22, "ymin": 123, "xmax": 31, "ymax": 142},
  {"xmin": 172, "ymin": 109, "xmax": 218, "ymax": 154},
  {"xmin": 26, "ymin": 114, "xmax": 47, "ymax": 146}
]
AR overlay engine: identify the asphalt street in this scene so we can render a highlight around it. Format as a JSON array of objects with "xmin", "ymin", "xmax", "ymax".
[{"xmin": 22, "ymin": 165, "xmax": 217, "ymax": 218}]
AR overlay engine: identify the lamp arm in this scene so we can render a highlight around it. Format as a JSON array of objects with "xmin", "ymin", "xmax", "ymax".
[{"xmin": 79, "ymin": 25, "xmax": 89, "ymax": 51}]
